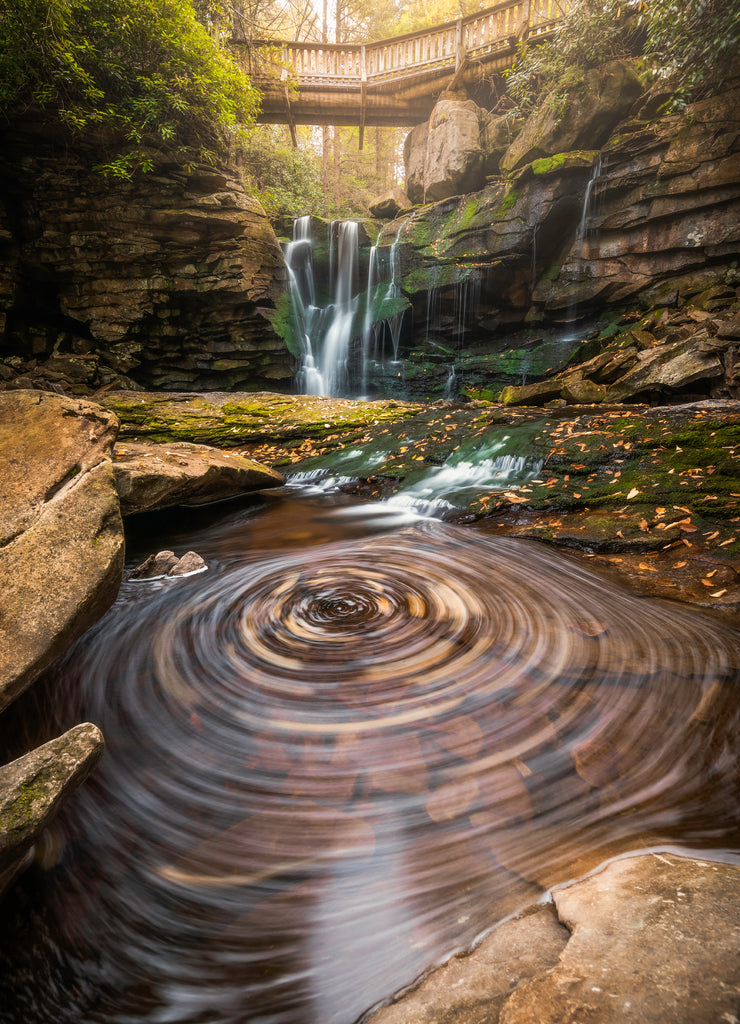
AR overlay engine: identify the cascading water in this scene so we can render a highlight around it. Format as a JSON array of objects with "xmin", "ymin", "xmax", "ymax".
[
  {"xmin": 565, "ymin": 156, "xmax": 605, "ymax": 329},
  {"xmin": 286, "ymin": 219, "xmax": 360, "ymax": 398}
]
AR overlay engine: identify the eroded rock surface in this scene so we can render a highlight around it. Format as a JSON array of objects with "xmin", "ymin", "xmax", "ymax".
[
  {"xmin": 0, "ymin": 391, "xmax": 125, "ymax": 712},
  {"xmin": 500, "ymin": 854, "xmax": 740, "ymax": 1024},
  {"xmin": 0, "ymin": 723, "xmax": 104, "ymax": 889},
  {"xmin": 367, "ymin": 904, "xmax": 569, "ymax": 1024},
  {"xmin": 112, "ymin": 440, "xmax": 284, "ymax": 515}
]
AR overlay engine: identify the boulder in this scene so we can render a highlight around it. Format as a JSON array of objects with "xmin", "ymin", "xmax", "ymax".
[
  {"xmin": 424, "ymin": 99, "xmax": 486, "ymax": 201},
  {"xmin": 404, "ymin": 122, "xmax": 429, "ymax": 204},
  {"xmin": 128, "ymin": 549, "xmax": 207, "ymax": 580},
  {"xmin": 369, "ymin": 188, "xmax": 413, "ymax": 219},
  {"xmin": 500, "ymin": 854, "xmax": 740, "ymax": 1024},
  {"xmin": 500, "ymin": 59, "xmax": 644, "ymax": 173},
  {"xmin": 608, "ymin": 337, "xmax": 724, "ymax": 400},
  {"xmin": 500, "ymin": 380, "xmax": 563, "ymax": 406},
  {"xmin": 0, "ymin": 723, "xmax": 104, "ymax": 889},
  {"xmin": 0, "ymin": 391, "xmax": 125, "ymax": 712},
  {"xmin": 481, "ymin": 112, "xmax": 524, "ymax": 176},
  {"xmin": 112, "ymin": 441, "xmax": 285, "ymax": 515}
]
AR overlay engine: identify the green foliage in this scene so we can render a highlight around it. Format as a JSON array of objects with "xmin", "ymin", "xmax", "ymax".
[
  {"xmin": 504, "ymin": 0, "xmax": 639, "ymax": 112},
  {"xmin": 0, "ymin": 0, "xmax": 259, "ymax": 176},
  {"xmin": 505, "ymin": 0, "xmax": 740, "ymax": 114},
  {"xmin": 638, "ymin": 0, "xmax": 740, "ymax": 109},
  {"xmin": 239, "ymin": 128, "xmax": 330, "ymax": 219}
]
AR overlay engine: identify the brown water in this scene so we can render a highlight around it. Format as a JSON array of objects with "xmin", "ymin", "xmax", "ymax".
[{"xmin": 1, "ymin": 488, "xmax": 739, "ymax": 1024}]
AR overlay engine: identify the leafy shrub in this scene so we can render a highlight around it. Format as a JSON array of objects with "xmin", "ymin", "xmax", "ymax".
[
  {"xmin": 505, "ymin": 0, "xmax": 739, "ymax": 113},
  {"xmin": 0, "ymin": 0, "xmax": 259, "ymax": 176}
]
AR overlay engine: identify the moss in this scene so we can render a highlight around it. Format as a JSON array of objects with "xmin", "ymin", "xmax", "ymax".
[
  {"xmin": 270, "ymin": 291, "xmax": 302, "ymax": 358},
  {"xmin": 496, "ymin": 188, "xmax": 523, "ymax": 218}
]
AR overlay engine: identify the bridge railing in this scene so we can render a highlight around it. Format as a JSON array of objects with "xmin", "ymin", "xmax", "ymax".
[{"xmin": 248, "ymin": 0, "xmax": 571, "ymax": 87}]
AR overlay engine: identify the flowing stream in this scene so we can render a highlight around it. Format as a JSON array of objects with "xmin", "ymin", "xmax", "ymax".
[{"xmin": 1, "ymin": 478, "xmax": 739, "ymax": 1024}]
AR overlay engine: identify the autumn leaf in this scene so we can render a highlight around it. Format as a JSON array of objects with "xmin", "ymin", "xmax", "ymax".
[
  {"xmin": 627, "ymin": 487, "xmax": 640, "ymax": 499},
  {"xmin": 711, "ymin": 590, "xmax": 728, "ymax": 598}
]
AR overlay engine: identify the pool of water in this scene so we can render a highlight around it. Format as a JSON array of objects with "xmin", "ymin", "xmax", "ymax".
[{"xmin": 1, "ymin": 486, "xmax": 738, "ymax": 1024}]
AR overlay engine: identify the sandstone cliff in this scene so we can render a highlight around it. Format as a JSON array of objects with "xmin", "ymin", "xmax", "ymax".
[{"xmin": 0, "ymin": 123, "xmax": 293, "ymax": 393}]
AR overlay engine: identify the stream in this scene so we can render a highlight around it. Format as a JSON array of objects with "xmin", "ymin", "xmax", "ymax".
[{"xmin": 1, "ymin": 479, "xmax": 739, "ymax": 1024}]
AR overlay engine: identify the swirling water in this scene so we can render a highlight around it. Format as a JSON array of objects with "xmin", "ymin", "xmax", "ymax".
[{"xmin": 1, "ymin": 486, "xmax": 739, "ymax": 1024}]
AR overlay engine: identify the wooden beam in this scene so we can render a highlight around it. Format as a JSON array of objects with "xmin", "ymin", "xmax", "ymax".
[{"xmin": 359, "ymin": 45, "xmax": 367, "ymax": 149}]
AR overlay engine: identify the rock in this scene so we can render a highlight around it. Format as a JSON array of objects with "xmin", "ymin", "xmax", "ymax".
[
  {"xmin": 0, "ymin": 127, "xmax": 292, "ymax": 393},
  {"xmin": 404, "ymin": 122, "xmax": 429, "ymax": 204},
  {"xmin": 608, "ymin": 338, "xmax": 724, "ymax": 400},
  {"xmin": 112, "ymin": 441, "xmax": 284, "ymax": 515},
  {"xmin": 0, "ymin": 723, "xmax": 104, "ymax": 890},
  {"xmin": 500, "ymin": 59, "xmax": 644, "ymax": 173},
  {"xmin": 561, "ymin": 378, "xmax": 607, "ymax": 404},
  {"xmin": 128, "ymin": 549, "xmax": 207, "ymax": 579},
  {"xmin": 481, "ymin": 112, "xmax": 524, "ymax": 176},
  {"xmin": 367, "ymin": 904, "xmax": 569, "ymax": 1024},
  {"xmin": 499, "ymin": 854, "xmax": 740, "ymax": 1024},
  {"xmin": 101, "ymin": 391, "xmax": 422, "ymax": 446},
  {"xmin": 369, "ymin": 188, "xmax": 413, "ymax": 219},
  {"xmin": 424, "ymin": 99, "xmax": 485, "ymax": 201},
  {"xmin": 0, "ymin": 391, "xmax": 125, "ymax": 712},
  {"xmin": 717, "ymin": 313, "xmax": 740, "ymax": 340},
  {"xmin": 500, "ymin": 380, "xmax": 563, "ymax": 406}
]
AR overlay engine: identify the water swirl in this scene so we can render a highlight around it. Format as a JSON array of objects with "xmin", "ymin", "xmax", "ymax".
[{"xmin": 1, "ymin": 497, "xmax": 738, "ymax": 1024}]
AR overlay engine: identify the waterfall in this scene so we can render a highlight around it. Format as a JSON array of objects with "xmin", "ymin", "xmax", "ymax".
[
  {"xmin": 286, "ymin": 219, "xmax": 360, "ymax": 398},
  {"xmin": 566, "ymin": 156, "xmax": 604, "ymax": 328}
]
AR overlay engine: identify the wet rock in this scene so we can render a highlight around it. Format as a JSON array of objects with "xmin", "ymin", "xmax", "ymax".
[
  {"xmin": 0, "ymin": 391, "xmax": 125, "ymax": 712},
  {"xmin": 481, "ymin": 112, "xmax": 524, "ymax": 176},
  {"xmin": 369, "ymin": 188, "xmax": 413, "ymax": 219},
  {"xmin": 112, "ymin": 440, "xmax": 284, "ymax": 515},
  {"xmin": 101, "ymin": 391, "xmax": 422, "ymax": 446},
  {"xmin": 128, "ymin": 550, "xmax": 207, "ymax": 580},
  {"xmin": 500, "ymin": 379, "xmax": 563, "ymax": 406},
  {"xmin": 561, "ymin": 378, "xmax": 607, "ymax": 404},
  {"xmin": 367, "ymin": 904, "xmax": 568, "ymax": 1024},
  {"xmin": 499, "ymin": 854, "xmax": 740, "ymax": 1024},
  {"xmin": 0, "ymin": 723, "xmax": 104, "ymax": 890}
]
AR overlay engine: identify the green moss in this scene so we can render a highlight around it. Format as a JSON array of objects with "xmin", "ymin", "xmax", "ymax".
[{"xmin": 496, "ymin": 188, "xmax": 523, "ymax": 218}]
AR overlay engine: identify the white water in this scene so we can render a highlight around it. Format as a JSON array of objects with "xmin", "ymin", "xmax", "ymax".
[{"xmin": 287, "ymin": 219, "xmax": 360, "ymax": 397}]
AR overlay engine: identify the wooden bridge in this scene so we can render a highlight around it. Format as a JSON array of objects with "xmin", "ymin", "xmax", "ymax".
[{"xmin": 240, "ymin": 0, "xmax": 570, "ymax": 144}]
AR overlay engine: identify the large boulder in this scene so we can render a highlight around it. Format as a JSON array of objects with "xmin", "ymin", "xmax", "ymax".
[
  {"xmin": 481, "ymin": 111, "xmax": 524, "ymax": 176},
  {"xmin": 0, "ymin": 391, "xmax": 125, "ymax": 712},
  {"xmin": 0, "ymin": 723, "xmax": 104, "ymax": 890},
  {"xmin": 424, "ymin": 99, "xmax": 486, "ymax": 201},
  {"xmin": 112, "ymin": 440, "xmax": 285, "ymax": 515},
  {"xmin": 404, "ymin": 122, "xmax": 429, "ymax": 204},
  {"xmin": 501, "ymin": 59, "xmax": 644, "ymax": 173}
]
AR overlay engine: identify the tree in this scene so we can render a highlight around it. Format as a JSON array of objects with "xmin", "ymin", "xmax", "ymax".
[{"xmin": 0, "ymin": 0, "xmax": 260, "ymax": 176}]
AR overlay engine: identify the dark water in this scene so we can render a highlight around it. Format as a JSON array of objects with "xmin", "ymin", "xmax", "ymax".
[{"xmin": 1, "ymin": 487, "xmax": 739, "ymax": 1024}]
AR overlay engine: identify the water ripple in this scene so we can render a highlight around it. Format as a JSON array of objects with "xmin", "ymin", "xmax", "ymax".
[{"xmin": 1, "ymin": 507, "xmax": 738, "ymax": 1024}]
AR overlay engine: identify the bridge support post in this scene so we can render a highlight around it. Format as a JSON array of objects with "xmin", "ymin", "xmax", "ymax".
[{"xmin": 359, "ymin": 45, "xmax": 367, "ymax": 150}]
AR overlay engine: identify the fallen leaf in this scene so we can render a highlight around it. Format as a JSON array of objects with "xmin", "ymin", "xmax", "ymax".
[
  {"xmin": 710, "ymin": 590, "xmax": 728, "ymax": 598},
  {"xmin": 672, "ymin": 561, "xmax": 687, "ymax": 568},
  {"xmin": 627, "ymin": 488, "xmax": 640, "ymax": 499}
]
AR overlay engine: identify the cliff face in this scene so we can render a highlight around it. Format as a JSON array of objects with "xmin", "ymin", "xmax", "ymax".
[
  {"xmin": 370, "ymin": 78, "xmax": 740, "ymax": 400},
  {"xmin": 0, "ymin": 124, "xmax": 293, "ymax": 393}
]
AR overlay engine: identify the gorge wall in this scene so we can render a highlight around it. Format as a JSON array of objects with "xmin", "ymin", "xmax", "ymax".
[
  {"xmin": 0, "ymin": 122, "xmax": 293, "ymax": 394},
  {"xmin": 353, "ymin": 71, "xmax": 740, "ymax": 399}
]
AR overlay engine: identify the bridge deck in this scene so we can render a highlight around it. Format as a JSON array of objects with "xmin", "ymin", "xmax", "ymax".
[{"xmin": 239, "ymin": 0, "xmax": 569, "ymax": 136}]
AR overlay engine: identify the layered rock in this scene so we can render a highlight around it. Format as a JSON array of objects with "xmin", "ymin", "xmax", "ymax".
[
  {"xmin": 0, "ymin": 391, "xmax": 125, "ymax": 712},
  {"xmin": 0, "ymin": 122, "xmax": 292, "ymax": 393},
  {"xmin": 375, "ymin": 79, "xmax": 740, "ymax": 385}
]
